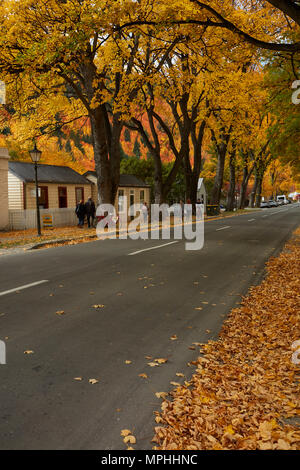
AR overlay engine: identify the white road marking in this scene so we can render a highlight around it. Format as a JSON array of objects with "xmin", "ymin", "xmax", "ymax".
[
  {"xmin": 248, "ymin": 218, "xmax": 255, "ymax": 222},
  {"xmin": 128, "ymin": 241, "xmax": 179, "ymax": 256},
  {"xmin": 0, "ymin": 280, "xmax": 49, "ymax": 297},
  {"xmin": 216, "ymin": 226, "xmax": 231, "ymax": 231}
]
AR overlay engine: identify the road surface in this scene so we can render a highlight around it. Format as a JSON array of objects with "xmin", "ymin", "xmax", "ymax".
[{"xmin": 0, "ymin": 204, "xmax": 299, "ymax": 449}]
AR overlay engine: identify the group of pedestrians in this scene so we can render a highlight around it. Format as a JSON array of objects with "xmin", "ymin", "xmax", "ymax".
[{"xmin": 75, "ymin": 198, "xmax": 96, "ymax": 228}]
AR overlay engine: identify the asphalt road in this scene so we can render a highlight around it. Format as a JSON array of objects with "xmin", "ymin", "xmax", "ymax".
[{"xmin": 0, "ymin": 204, "xmax": 299, "ymax": 450}]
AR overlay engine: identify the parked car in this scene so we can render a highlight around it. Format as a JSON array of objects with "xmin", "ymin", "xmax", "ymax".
[
  {"xmin": 268, "ymin": 200, "xmax": 278, "ymax": 207},
  {"xmin": 276, "ymin": 195, "xmax": 288, "ymax": 205},
  {"xmin": 260, "ymin": 201, "xmax": 270, "ymax": 208}
]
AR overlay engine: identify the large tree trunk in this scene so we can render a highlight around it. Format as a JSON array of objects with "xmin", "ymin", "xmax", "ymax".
[
  {"xmin": 109, "ymin": 114, "xmax": 123, "ymax": 205},
  {"xmin": 211, "ymin": 146, "xmax": 226, "ymax": 205},
  {"xmin": 249, "ymin": 174, "xmax": 258, "ymax": 208},
  {"xmin": 184, "ymin": 120, "xmax": 206, "ymax": 209},
  {"xmin": 239, "ymin": 168, "xmax": 249, "ymax": 209},
  {"xmin": 226, "ymin": 150, "xmax": 236, "ymax": 211},
  {"xmin": 210, "ymin": 127, "xmax": 231, "ymax": 205},
  {"xmin": 82, "ymin": 60, "xmax": 120, "ymax": 205},
  {"xmin": 255, "ymin": 177, "xmax": 263, "ymax": 207},
  {"xmin": 90, "ymin": 109, "xmax": 113, "ymax": 204}
]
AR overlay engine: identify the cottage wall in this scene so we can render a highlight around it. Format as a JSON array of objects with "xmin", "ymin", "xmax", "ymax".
[
  {"xmin": 7, "ymin": 172, "xmax": 24, "ymax": 209},
  {"xmin": 24, "ymin": 183, "xmax": 92, "ymax": 209},
  {"xmin": 0, "ymin": 148, "xmax": 9, "ymax": 229}
]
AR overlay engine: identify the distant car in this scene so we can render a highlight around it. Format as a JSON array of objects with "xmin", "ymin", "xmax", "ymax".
[
  {"xmin": 268, "ymin": 200, "xmax": 278, "ymax": 207},
  {"xmin": 277, "ymin": 195, "xmax": 288, "ymax": 205},
  {"xmin": 260, "ymin": 201, "xmax": 270, "ymax": 208}
]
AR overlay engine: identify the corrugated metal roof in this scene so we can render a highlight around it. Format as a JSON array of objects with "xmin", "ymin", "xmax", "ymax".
[
  {"xmin": 84, "ymin": 171, "xmax": 150, "ymax": 188},
  {"xmin": 9, "ymin": 161, "xmax": 91, "ymax": 185}
]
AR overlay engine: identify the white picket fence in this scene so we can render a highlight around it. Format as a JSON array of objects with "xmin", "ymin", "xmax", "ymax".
[{"xmin": 9, "ymin": 208, "xmax": 77, "ymax": 230}]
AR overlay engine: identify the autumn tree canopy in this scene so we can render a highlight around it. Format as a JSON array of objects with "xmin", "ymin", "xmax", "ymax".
[{"xmin": 0, "ymin": 0, "xmax": 299, "ymax": 205}]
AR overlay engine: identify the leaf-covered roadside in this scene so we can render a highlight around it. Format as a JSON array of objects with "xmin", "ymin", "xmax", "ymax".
[{"xmin": 153, "ymin": 228, "xmax": 300, "ymax": 450}]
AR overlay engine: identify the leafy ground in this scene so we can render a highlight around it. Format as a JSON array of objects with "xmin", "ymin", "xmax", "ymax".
[
  {"xmin": 0, "ymin": 226, "xmax": 95, "ymax": 249},
  {"xmin": 152, "ymin": 228, "xmax": 300, "ymax": 450}
]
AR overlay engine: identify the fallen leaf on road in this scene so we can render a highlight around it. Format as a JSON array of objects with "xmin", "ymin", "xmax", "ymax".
[
  {"xmin": 176, "ymin": 373, "xmax": 184, "ymax": 377},
  {"xmin": 121, "ymin": 430, "xmax": 132, "ymax": 437},
  {"xmin": 89, "ymin": 379, "xmax": 99, "ymax": 384},
  {"xmin": 156, "ymin": 392, "xmax": 167, "ymax": 399},
  {"xmin": 24, "ymin": 350, "xmax": 34, "ymax": 355},
  {"xmin": 148, "ymin": 362, "xmax": 159, "ymax": 367},
  {"xmin": 154, "ymin": 358, "xmax": 168, "ymax": 364},
  {"xmin": 56, "ymin": 310, "xmax": 65, "ymax": 315},
  {"xmin": 195, "ymin": 307, "xmax": 203, "ymax": 310},
  {"xmin": 74, "ymin": 377, "xmax": 83, "ymax": 381},
  {"xmin": 92, "ymin": 304, "xmax": 105, "ymax": 309},
  {"xmin": 170, "ymin": 335, "xmax": 178, "ymax": 341},
  {"xmin": 125, "ymin": 360, "xmax": 132, "ymax": 364},
  {"xmin": 124, "ymin": 435, "xmax": 136, "ymax": 445},
  {"xmin": 139, "ymin": 373, "xmax": 148, "ymax": 379}
]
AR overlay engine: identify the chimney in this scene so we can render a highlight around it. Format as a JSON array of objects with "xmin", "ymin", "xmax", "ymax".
[{"xmin": 0, "ymin": 147, "xmax": 9, "ymax": 230}]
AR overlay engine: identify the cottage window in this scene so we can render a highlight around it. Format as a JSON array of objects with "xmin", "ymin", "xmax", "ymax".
[
  {"xmin": 75, "ymin": 187, "xmax": 84, "ymax": 205},
  {"xmin": 58, "ymin": 187, "xmax": 68, "ymax": 208},
  {"xmin": 118, "ymin": 189, "xmax": 125, "ymax": 212},
  {"xmin": 130, "ymin": 190, "xmax": 135, "ymax": 207},
  {"xmin": 38, "ymin": 186, "xmax": 49, "ymax": 209}
]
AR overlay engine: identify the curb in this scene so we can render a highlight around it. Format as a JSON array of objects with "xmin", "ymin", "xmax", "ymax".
[{"xmin": 28, "ymin": 234, "xmax": 98, "ymax": 250}]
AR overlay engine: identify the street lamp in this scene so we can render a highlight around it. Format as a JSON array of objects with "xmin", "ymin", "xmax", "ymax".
[{"xmin": 29, "ymin": 143, "xmax": 42, "ymax": 236}]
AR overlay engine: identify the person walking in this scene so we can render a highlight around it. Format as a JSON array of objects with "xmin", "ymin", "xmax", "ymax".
[
  {"xmin": 85, "ymin": 197, "xmax": 96, "ymax": 228},
  {"xmin": 75, "ymin": 199, "xmax": 86, "ymax": 228}
]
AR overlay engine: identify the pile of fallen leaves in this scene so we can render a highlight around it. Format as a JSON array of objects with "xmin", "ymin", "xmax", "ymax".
[
  {"xmin": 153, "ymin": 229, "xmax": 300, "ymax": 450},
  {"xmin": 0, "ymin": 226, "xmax": 96, "ymax": 249}
]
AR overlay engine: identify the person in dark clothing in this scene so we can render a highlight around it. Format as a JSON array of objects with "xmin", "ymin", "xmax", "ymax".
[
  {"xmin": 75, "ymin": 200, "xmax": 86, "ymax": 227},
  {"xmin": 85, "ymin": 197, "xmax": 96, "ymax": 228}
]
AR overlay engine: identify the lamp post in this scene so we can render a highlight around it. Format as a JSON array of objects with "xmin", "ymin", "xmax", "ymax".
[{"xmin": 29, "ymin": 143, "xmax": 42, "ymax": 236}]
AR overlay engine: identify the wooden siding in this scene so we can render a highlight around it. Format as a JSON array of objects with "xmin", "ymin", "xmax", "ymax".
[
  {"xmin": 24, "ymin": 182, "xmax": 92, "ymax": 209},
  {"xmin": 7, "ymin": 172, "xmax": 24, "ymax": 210}
]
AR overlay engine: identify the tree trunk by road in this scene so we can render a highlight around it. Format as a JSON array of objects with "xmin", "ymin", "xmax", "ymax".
[
  {"xmin": 226, "ymin": 149, "xmax": 236, "ymax": 211},
  {"xmin": 210, "ymin": 127, "xmax": 232, "ymax": 206},
  {"xmin": 249, "ymin": 174, "xmax": 258, "ymax": 208},
  {"xmin": 255, "ymin": 177, "xmax": 263, "ymax": 207}
]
